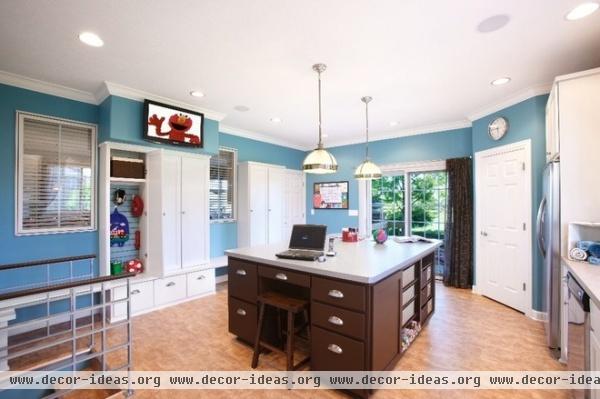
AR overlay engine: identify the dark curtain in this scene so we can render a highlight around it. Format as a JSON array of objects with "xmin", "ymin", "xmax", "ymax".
[{"xmin": 443, "ymin": 157, "xmax": 473, "ymax": 288}]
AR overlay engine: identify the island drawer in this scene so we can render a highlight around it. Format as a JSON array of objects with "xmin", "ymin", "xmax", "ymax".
[
  {"xmin": 402, "ymin": 284, "xmax": 416, "ymax": 305},
  {"xmin": 421, "ymin": 282, "xmax": 432, "ymax": 303},
  {"xmin": 402, "ymin": 264, "xmax": 417, "ymax": 287},
  {"xmin": 421, "ymin": 298, "xmax": 434, "ymax": 322},
  {"xmin": 421, "ymin": 265, "xmax": 432, "ymax": 287},
  {"xmin": 422, "ymin": 253, "xmax": 434, "ymax": 269},
  {"xmin": 312, "ymin": 277, "xmax": 366, "ymax": 312},
  {"xmin": 228, "ymin": 258, "xmax": 257, "ymax": 302},
  {"xmin": 311, "ymin": 326, "xmax": 365, "ymax": 371},
  {"xmin": 228, "ymin": 297, "xmax": 257, "ymax": 344},
  {"xmin": 402, "ymin": 300, "xmax": 415, "ymax": 326},
  {"xmin": 311, "ymin": 301, "xmax": 365, "ymax": 341},
  {"xmin": 258, "ymin": 266, "xmax": 310, "ymax": 288}
]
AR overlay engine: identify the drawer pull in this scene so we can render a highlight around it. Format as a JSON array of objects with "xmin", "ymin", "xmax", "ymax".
[
  {"xmin": 236, "ymin": 308, "xmax": 247, "ymax": 316},
  {"xmin": 328, "ymin": 289, "xmax": 344, "ymax": 299},
  {"xmin": 166, "ymin": 281, "xmax": 176, "ymax": 287},
  {"xmin": 275, "ymin": 273, "xmax": 288, "ymax": 281},
  {"xmin": 131, "ymin": 289, "xmax": 141, "ymax": 295},
  {"xmin": 328, "ymin": 316, "xmax": 344, "ymax": 326},
  {"xmin": 196, "ymin": 275, "xmax": 206, "ymax": 280},
  {"xmin": 327, "ymin": 344, "xmax": 343, "ymax": 355},
  {"xmin": 236, "ymin": 269, "xmax": 247, "ymax": 276}
]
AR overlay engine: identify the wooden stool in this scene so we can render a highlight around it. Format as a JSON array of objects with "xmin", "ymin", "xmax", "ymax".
[{"xmin": 251, "ymin": 291, "xmax": 310, "ymax": 370}]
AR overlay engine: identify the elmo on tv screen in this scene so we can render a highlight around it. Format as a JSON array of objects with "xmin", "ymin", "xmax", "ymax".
[{"xmin": 143, "ymin": 99, "xmax": 204, "ymax": 148}]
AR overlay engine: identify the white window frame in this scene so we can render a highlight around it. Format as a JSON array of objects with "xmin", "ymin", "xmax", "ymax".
[
  {"xmin": 209, "ymin": 146, "xmax": 238, "ymax": 223},
  {"xmin": 15, "ymin": 111, "xmax": 97, "ymax": 235},
  {"xmin": 359, "ymin": 160, "xmax": 446, "ymax": 235}
]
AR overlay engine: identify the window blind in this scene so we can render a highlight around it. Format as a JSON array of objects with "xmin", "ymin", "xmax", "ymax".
[
  {"xmin": 209, "ymin": 148, "xmax": 236, "ymax": 220},
  {"xmin": 18, "ymin": 114, "xmax": 95, "ymax": 234}
]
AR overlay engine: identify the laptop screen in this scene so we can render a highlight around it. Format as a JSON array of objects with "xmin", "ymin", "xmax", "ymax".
[{"xmin": 288, "ymin": 224, "xmax": 327, "ymax": 251}]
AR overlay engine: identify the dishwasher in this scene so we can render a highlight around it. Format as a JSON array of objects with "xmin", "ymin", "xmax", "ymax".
[{"xmin": 567, "ymin": 272, "xmax": 590, "ymax": 399}]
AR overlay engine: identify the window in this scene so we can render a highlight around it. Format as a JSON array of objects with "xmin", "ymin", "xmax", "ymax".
[
  {"xmin": 210, "ymin": 147, "xmax": 237, "ymax": 221},
  {"xmin": 367, "ymin": 162, "xmax": 448, "ymax": 276},
  {"xmin": 16, "ymin": 112, "xmax": 96, "ymax": 235}
]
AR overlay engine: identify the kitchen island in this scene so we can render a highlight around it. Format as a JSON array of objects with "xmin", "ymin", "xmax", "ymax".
[{"xmin": 226, "ymin": 238, "xmax": 441, "ymax": 397}]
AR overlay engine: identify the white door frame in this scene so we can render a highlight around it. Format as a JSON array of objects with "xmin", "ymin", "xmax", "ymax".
[{"xmin": 474, "ymin": 139, "xmax": 533, "ymax": 318}]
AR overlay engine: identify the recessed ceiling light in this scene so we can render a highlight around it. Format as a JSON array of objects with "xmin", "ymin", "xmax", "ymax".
[
  {"xmin": 270, "ymin": 117, "xmax": 282, "ymax": 123},
  {"xmin": 566, "ymin": 2, "xmax": 599, "ymax": 20},
  {"xmin": 189, "ymin": 90, "xmax": 205, "ymax": 98},
  {"xmin": 389, "ymin": 121, "xmax": 398, "ymax": 127},
  {"xmin": 491, "ymin": 77, "xmax": 511, "ymax": 86},
  {"xmin": 477, "ymin": 14, "xmax": 510, "ymax": 33},
  {"xmin": 78, "ymin": 32, "xmax": 104, "ymax": 47},
  {"xmin": 234, "ymin": 105, "xmax": 250, "ymax": 112}
]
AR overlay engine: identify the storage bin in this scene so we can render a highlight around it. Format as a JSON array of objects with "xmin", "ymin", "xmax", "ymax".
[{"xmin": 111, "ymin": 156, "xmax": 145, "ymax": 179}]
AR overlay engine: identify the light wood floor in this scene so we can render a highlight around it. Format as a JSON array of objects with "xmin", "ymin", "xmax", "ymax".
[{"xmin": 99, "ymin": 282, "xmax": 569, "ymax": 398}]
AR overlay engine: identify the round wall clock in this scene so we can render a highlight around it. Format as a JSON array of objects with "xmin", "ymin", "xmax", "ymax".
[{"xmin": 488, "ymin": 117, "xmax": 509, "ymax": 141}]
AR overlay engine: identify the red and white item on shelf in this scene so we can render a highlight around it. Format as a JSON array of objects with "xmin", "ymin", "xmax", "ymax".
[
  {"xmin": 342, "ymin": 227, "xmax": 358, "ymax": 242},
  {"xmin": 126, "ymin": 259, "xmax": 144, "ymax": 274}
]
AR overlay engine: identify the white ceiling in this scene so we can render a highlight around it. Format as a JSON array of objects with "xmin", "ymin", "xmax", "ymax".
[{"xmin": 1, "ymin": 0, "xmax": 599, "ymax": 150}]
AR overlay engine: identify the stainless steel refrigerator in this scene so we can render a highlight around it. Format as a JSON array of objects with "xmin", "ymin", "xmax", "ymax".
[{"xmin": 537, "ymin": 159, "xmax": 561, "ymax": 352}]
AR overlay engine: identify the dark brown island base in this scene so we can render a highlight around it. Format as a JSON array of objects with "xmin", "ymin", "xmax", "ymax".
[{"xmin": 226, "ymin": 239, "xmax": 441, "ymax": 398}]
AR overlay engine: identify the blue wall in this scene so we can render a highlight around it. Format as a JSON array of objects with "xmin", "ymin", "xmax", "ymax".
[
  {"xmin": 99, "ymin": 96, "xmax": 220, "ymax": 155},
  {"xmin": 472, "ymin": 94, "xmax": 548, "ymax": 310},
  {"xmin": 210, "ymin": 132, "xmax": 305, "ymax": 272},
  {"xmin": 0, "ymin": 84, "xmax": 99, "ymax": 266},
  {"xmin": 306, "ymin": 127, "xmax": 473, "ymax": 232}
]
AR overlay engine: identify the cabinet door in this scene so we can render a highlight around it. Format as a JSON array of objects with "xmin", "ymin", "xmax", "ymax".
[
  {"xmin": 591, "ymin": 332, "xmax": 600, "ymax": 399},
  {"xmin": 161, "ymin": 154, "xmax": 182, "ymax": 273},
  {"xmin": 267, "ymin": 168, "xmax": 285, "ymax": 244},
  {"xmin": 248, "ymin": 165, "xmax": 268, "ymax": 246},
  {"xmin": 283, "ymin": 171, "xmax": 306, "ymax": 240},
  {"xmin": 546, "ymin": 88, "xmax": 559, "ymax": 161},
  {"xmin": 181, "ymin": 156, "xmax": 208, "ymax": 269}
]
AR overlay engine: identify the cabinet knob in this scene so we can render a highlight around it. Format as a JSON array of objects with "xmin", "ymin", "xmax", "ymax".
[
  {"xmin": 327, "ymin": 344, "xmax": 343, "ymax": 355},
  {"xmin": 236, "ymin": 269, "xmax": 247, "ymax": 276},
  {"xmin": 182, "ymin": 211, "xmax": 186, "ymax": 215},
  {"xmin": 162, "ymin": 212, "xmax": 166, "ymax": 216},
  {"xmin": 131, "ymin": 289, "xmax": 141, "ymax": 295},
  {"xmin": 328, "ymin": 316, "xmax": 344, "ymax": 326},
  {"xmin": 328, "ymin": 289, "xmax": 344, "ymax": 299},
  {"xmin": 236, "ymin": 308, "xmax": 247, "ymax": 316},
  {"xmin": 166, "ymin": 281, "xmax": 176, "ymax": 287},
  {"xmin": 275, "ymin": 273, "xmax": 288, "ymax": 281},
  {"xmin": 197, "ymin": 275, "xmax": 206, "ymax": 280}
]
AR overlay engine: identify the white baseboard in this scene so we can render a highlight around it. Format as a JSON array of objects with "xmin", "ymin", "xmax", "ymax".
[
  {"xmin": 530, "ymin": 309, "xmax": 548, "ymax": 321},
  {"xmin": 216, "ymin": 275, "xmax": 228, "ymax": 284}
]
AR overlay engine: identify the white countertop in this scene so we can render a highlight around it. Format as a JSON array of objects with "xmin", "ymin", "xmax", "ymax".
[
  {"xmin": 225, "ymin": 238, "xmax": 442, "ymax": 284},
  {"xmin": 563, "ymin": 256, "xmax": 600, "ymax": 306}
]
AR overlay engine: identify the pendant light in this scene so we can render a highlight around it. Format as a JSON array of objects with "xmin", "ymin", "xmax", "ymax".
[
  {"xmin": 354, "ymin": 96, "xmax": 382, "ymax": 179},
  {"xmin": 302, "ymin": 63, "xmax": 338, "ymax": 174}
]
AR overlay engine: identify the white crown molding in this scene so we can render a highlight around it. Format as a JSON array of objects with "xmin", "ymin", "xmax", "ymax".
[
  {"xmin": 467, "ymin": 82, "xmax": 552, "ymax": 122},
  {"xmin": 0, "ymin": 70, "xmax": 98, "ymax": 104},
  {"xmin": 96, "ymin": 81, "xmax": 226, "ymax": 121},
  {"xmin": 219, "ymin": 124, "xmax": 309, "ymax": 151},
  {"xmin": 1, "ymin": 70, "xmax": 555, "ymax": 151},
  {"xmin": 327, "ymin": 119, "xmax": 473, "ymax": 148}
]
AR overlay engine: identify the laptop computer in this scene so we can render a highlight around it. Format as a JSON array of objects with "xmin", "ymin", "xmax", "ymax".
[{"xmin": 276, "ymin": 224, "xmax": 327, "ymax": 261}]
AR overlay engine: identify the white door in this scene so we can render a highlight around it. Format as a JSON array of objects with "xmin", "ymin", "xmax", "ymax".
[
  {"xmin": 283, "ymin": 170, "xmax": 306, "ymax": 240},
  {"xmin": 249, "ymin": 165, "xmax": 268, "ymax": 246},
  {"xmin": 476, "ymin": 140, "xmax": 531, "ymax": 314},
  {"xmin": 267, "ymin": 168, "xmax": 285, "ymax": 244},
  {"xmin": 161, "ymin": 154, "xmax": 181, "ymax": 273},
  {"xmin": 180, "ymin": 156, "xmax": 208, "ymax": 269}
]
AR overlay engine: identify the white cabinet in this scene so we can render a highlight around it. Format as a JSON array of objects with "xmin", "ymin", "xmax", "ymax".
[
  {"xmin": 238, "ymin": 162, "xmax": 288, "ymax": 247},
  {"xmin": 283, "ymin": 169, "xmax": 306, "ymax": 240},
  {"xmin": 545, "ymin": 86, "xmax": 559, "ymax": 162},
  {"xmin": 147, "ymin": 150, "xmax": 210, "ymax": 276},
  {"xmin": 592, "ymin": 300, "xmax": 600, "ymax": 399}
]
